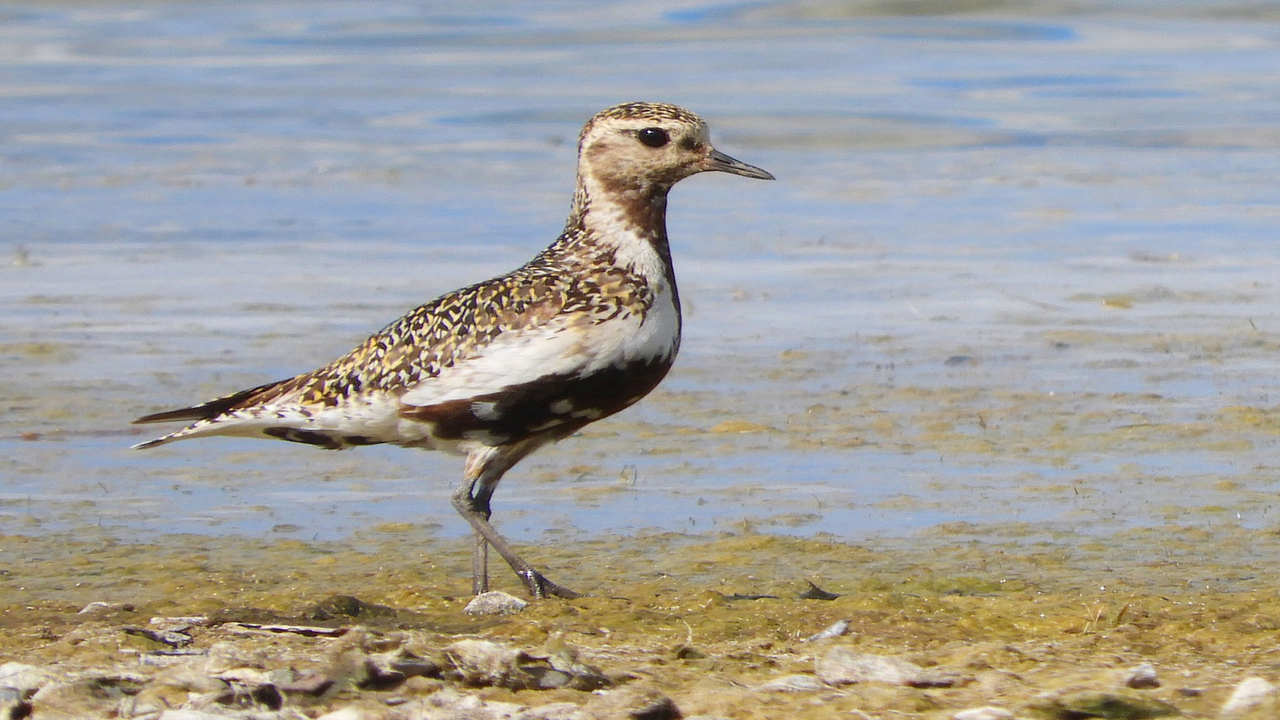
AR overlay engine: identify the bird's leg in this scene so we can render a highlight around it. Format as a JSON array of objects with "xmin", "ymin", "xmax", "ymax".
[
  {"xmin": 472, "ymin": 534, "xmax": 491, "ymax": 595},
  {"xmin": 470, "ymin": 483, "xmax": 495, "ymax": 595},
  {"xmin": 453, "ymin": 446, "xmax": 581, "ymax": 599}
]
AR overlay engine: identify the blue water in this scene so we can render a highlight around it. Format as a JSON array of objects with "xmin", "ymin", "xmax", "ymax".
[{"xmin": 2, "ymin": 1, "xmax": 1279, "ymax": 545}]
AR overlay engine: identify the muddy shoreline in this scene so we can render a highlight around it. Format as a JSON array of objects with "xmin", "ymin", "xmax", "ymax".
[{"xmin": 2, "ymin": 527, "xmax": 1278, "ymax": 718}]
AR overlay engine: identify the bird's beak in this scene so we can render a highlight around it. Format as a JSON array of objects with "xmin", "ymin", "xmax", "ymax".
[{"xmin": 704, "ymin": 149, "xmax": 775, "ymax": 180}]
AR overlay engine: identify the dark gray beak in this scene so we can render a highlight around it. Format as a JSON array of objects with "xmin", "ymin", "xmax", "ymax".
[{"xmin": 705, "ymin": 148, "xmax": 775, "ymax": 180}]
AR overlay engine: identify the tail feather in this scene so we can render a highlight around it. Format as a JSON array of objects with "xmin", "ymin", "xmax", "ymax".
[
  {"xmin": 132, "ymin": 378, "xmax": 293, "ymax": 450},
  {"xmin": 133, "ymin": 379, "xmax": 289, "ymax": 425}
]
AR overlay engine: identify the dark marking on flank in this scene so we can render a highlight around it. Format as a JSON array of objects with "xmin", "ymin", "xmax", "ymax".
[
  {"xmin": 401, "ymin": 356, "xmax": 673, "ymax": 444},
  {"xmin": 261, "ymin": 427, "xmax": 380, "ymax": 450}
]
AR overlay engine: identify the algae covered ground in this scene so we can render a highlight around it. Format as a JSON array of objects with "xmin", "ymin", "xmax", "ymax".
[{"xmin": 1, "ymin": 520, "xmax": 1279, "ymax": 718}]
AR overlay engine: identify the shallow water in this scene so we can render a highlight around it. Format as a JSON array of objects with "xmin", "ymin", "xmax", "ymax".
[{"xmin": 3, "ymin": 2, "xmax": 1279, "ymax": 584}]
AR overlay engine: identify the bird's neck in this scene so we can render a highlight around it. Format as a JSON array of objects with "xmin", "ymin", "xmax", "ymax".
[{"xmin": 545, "ymin": 175, "xmax": 675, "ymax": 282}]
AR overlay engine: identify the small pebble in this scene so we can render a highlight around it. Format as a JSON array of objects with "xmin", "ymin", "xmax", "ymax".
[
  {"xmin": 1124, "ymin": 662, "xmax": 1160, "ymax": 689},
  {"xmin": 804, "ymin": 619, "xmax": 851, "ymax": 642},
  {"xmin": 464, "ymin": 591, "xmax": 530, "ymax": 616},
  {"xmin": 953, "ymin": 707, "xmax": 1013, "ymax": 720},
  {"xmin": 674, "ymin": 645, "xmax": 706, "ymax": 660},
  {"xmin": 77, "ymin": 601, "xmax": 134, "ymax": 615}
]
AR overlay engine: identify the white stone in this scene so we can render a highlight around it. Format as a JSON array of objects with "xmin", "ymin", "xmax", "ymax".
[
  {"xmin": 158, "ymin": 710, "xmax": 238, "ymax": 720},
  {"xmin": 815, "ymin": 648, "xmax": 922, "ymax": 686},
  {"xmin": 804, "ymin": 619, "xmax": 851, "ymax": 642},
  {"xmin": 1221, "ymin": 677, "xmax": 1278, "ymax": 717},
  {"xmin": 757, "ymin": 674, "xmax": 827, "ymax": 692},
  {"xmin": 953, "ymin": 706, "xmax": 1014, "ymax": 720},
  {"xmin": 1124, "ymin": 662, "xmax": 1159, "ymax": 689},
  {"xmin": 0, "ymin": 662, "xmax": 52, "ymax": 693},
  {"xmin": 464, "ymin": 591, "xmax": 529, "ymax": 616},
  {"xmin": 315, "ymin": 706, "xmax": 370, "ymax": 720}
]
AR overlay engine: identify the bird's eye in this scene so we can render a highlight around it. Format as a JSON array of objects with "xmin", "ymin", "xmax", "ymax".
[{"xmin": 637, "ymin": 127, "xmax": 670, "ymax": 148}]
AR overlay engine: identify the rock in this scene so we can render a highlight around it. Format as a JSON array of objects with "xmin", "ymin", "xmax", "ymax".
[
  {"xmin": 278, "ymin": 672, "xmax": 339, "ymax": 701},
  {"xmin": 30, "ymin": 677, "xmax": 142, "ymax": 719},
  {"xmin": 76, "ymin": 601, "xmax": 134, "ymax": 615},
  {"xmin": 584, "ymin": 687, "xmax": 681, "ymax": 720},
  {"xmin": 156, "ymin": 710, "xmax": 238, "ymax": 720},
  {"xmin": 360, "ymin": 648, "xmax": 441, "ymax": 691},
  {"xmin": 308, "ymin": 594, "xmax": 397, "ymax": 621},
  {"xmin": 1023, "ymin": 690, "xmax": 1178, "ymax": 719},
  {"xmin": 1221, "ymin": 677, "xmax": 1278, "ymax": 718},
  {"xmin": 204, "ymin": 641, "xmax": 268, "ymax": 673},
  {"xmin": 757, "ymin": 674, "xmax": 827, "ymax": 693},
  {"xmin": 135, "ymin": 681, "xmax": 199, "ymax": 715},
  {"xmin": 515, "ymin": 701, "xmax": 589, "ymax": 719},
  {"xmin": 804, "ymin": 619, "xmax": 851, "ymax": 642},
  {"xmin": 464, "ymin": 591, "xmax": 529, "ymax": 616},
  {"xmin": 538, "ymin": 637, "xmax": 610, "ymax": 691},
  {"xmin": 0, "ymin": 662, "xmax": 53, "ymax": 694},
  {"xmin": 149, "ymin": 664, "xmax": 229, "ymax": 695},
  {"xmin": 0, "ymin": 688, "xmax": 28, "ymax": 720},
  {"xmin": 149, "ymin": 615, "xmax": 210, "ymax": 629},
  {"xmin": 316, "ymin": 705, "xmax": 397, "ymax": 720},
  {"xmin": 815, "ymin": 648, "xmax": 922, "ymax": 686},
  {"xmin": 444, "ymin": 639, "xmax": 607, "ymax": 692},
  {"xmin": 209, "ymin": 666, "xmax": 273, "ymax": 685},
  {"xmin": 1124, "ymin": 663, "xmax": 1160, "ymax": 689},
  {"xmin": 910, "ymin": 667, "xmax": 973, "ymax": 689},
  {"xmin": 953, "ymin": 707, "xmax": 1014, "ymax": 720},
  {"xmin": 418, "ymin": 687, "xmax": 527, "ymax": 718},
  {"xmin": 124, "ymin": 626, "xmax": 193, "ymax": 648},
  {"xmin": 140, "ymin": 649, "xmax": 208, "ymax": 667},
  {"xmin": 445, "ymin": 639, "xmax": 525, "ymax": 687},
  {"xmin": 315, "ymin": 707, "xmax": 362, "ymax": 720}
]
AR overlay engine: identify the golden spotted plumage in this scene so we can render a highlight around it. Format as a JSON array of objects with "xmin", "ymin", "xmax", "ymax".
[
  {"xmin": 283, "ymin": 251, "xmax": 658, "ymax": 407},
  {"xmin": 132, "ymin": 102, "xmax": 773, "ymax": 598}
]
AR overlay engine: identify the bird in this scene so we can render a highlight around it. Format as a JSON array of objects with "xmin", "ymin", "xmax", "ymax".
[{"xmin": 132, "ymin": 101, "xmax": 774, "ymax": 599}]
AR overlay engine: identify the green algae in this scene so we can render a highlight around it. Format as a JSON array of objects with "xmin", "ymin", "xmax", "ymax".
[{"xmin": 0, "ymin": 527, "xmax": 1277, "ymax": 718}]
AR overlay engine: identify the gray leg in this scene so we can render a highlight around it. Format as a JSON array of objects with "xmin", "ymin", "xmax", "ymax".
[{"xmin": 453, "ymin": 444, "xmax": 580, "ymax": 599}]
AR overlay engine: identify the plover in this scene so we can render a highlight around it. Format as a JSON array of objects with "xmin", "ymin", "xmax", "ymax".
[{"xmin": 133, "ymin": 102, "xmax": 774, "ymax": 599}]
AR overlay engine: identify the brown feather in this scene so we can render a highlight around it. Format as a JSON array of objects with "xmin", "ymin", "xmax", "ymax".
[{"xmin": 133, "ymin": 379, "xmax": 288, "ymax": 424}]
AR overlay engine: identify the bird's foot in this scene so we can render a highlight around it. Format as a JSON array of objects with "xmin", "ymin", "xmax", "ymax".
[{"xmin": 519, "ymin": 569, "xmax": 582, "ymax": 599}]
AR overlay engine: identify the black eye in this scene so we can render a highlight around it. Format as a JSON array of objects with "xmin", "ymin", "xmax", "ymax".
[{"xmin": 637, "ymin": 127, "xmax": 669, "ymax": 148}]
